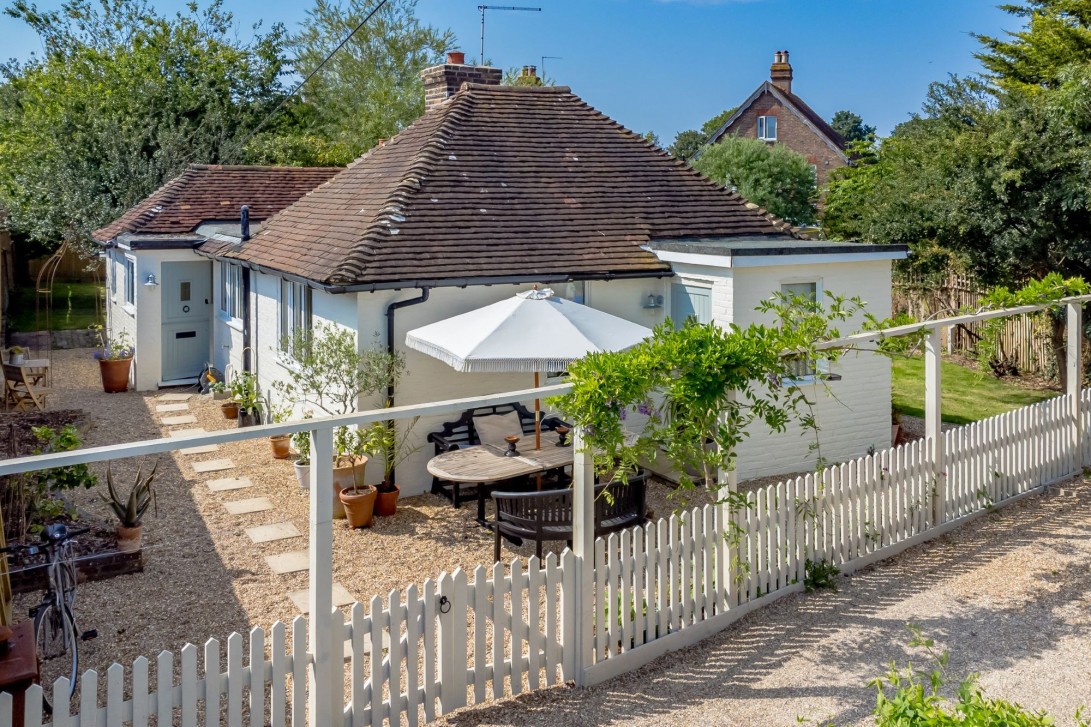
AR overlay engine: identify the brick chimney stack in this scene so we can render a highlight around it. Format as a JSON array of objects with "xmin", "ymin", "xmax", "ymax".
[
  {"xmin": 770, "ymin": 50, "xmax": 793, "ymax": 95},
  {"xmin": 421, "ymin": 51, "xmax": 502, "ymax": 110}
]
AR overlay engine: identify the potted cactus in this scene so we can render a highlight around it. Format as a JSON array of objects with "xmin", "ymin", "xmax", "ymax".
[{"xmin": 101, "ymin": 460, "xmax": 157, "ymax": 553}]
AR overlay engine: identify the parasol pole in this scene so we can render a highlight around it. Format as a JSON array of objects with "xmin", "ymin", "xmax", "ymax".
[{"xmin": 534, "ymin": 371, "xmax": 542, "ymax": 450}]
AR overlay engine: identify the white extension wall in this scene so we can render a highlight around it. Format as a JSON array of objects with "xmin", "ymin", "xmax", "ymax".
[{"xmin": 105, "ymin": 247, "xmax": 213, "ymax": 391}]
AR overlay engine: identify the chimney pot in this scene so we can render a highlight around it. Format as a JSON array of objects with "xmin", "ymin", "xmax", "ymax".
[
  {"xmin": 770, "ymin": 48, "xmax": 794, "ymax": 95},
  {"xmin": 420, "ymin": 51, "xmax": 502, "ymax": 109},
  {"xmin": 520, "ymin": 65, "xmax": 537, "ymax": 77}
]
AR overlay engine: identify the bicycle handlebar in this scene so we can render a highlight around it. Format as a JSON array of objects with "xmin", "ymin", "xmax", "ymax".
[{"xmin": 1, "ymin": 526, "xmax": 90, "ymax": 555}]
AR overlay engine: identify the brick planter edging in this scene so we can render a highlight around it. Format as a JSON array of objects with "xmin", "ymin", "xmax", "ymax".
[{"xmin": 9, "ymin": 548, "xmax": 144, "ymax": 596}]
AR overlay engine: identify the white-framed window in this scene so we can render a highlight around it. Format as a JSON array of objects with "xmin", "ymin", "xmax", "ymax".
[
  {"xmin": 109, "ymin": 251, "xmax": 118, "ymax": 300},
  {"xmin": 553, "ymin": 281, "xmax": 587, "ymax": 304},
  {"xmin": 220, "ymin": 261, "xmax": 244, "ymax": 320},
  {"xmin": 757, "ymin": 115, "xmax": 778, "ymax": 141},
  {"xmin": 123, "ymin": 255, "xmax": 136, "ymax": 307},
  {"xmin": 780, "ymin": 280, "xmax": 821, "ymax": 381},
  {"xmin": 279, "ymin": 279, "xmax": 312, "ymax": 356}
]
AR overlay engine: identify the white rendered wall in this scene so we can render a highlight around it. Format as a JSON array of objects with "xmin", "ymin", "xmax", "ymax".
[
  {"xmin": 105, "ymin": 247, "xmax": 212, "ymax": 391},
  {"xmin": 725, "ymin": 259, "xmax": 894, "ymax": 479}
]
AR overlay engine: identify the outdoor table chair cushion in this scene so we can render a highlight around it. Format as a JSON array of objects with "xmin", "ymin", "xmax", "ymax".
[{"xmin": 473, "ymin": 411, "xmax": 525, "ymax": 448}]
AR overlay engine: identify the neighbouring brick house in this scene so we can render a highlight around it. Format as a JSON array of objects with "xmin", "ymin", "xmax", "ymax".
[{"xmin": 706, "ymin": 50, "xmax": 848, "ymax": 188}]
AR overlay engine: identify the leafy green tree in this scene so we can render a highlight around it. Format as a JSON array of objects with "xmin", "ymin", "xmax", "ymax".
[
  {"xmin": 667, "ymin": 107, "xmax": 738, "ymax": 161},
  {"xmin": 830, "ymin": 109, "xmax": 876, "ymax": 142},
  {"xmin": 668, "ymin": 130, "xmax": 706, "ymax": 161},
  {"xmin": 288, "ymin": 0, "xmax": 453, "ymax": 158},
  {"xmin": 974, "ymin": 0, "xmax": 1091, "ymax": 92},
  {"xmin": 0, "ymin": 0, "xmax": 292, "ymax": 255},
  {"xmin": 692, "ymin": 136, "xmax": 817, "ymax": 224}
]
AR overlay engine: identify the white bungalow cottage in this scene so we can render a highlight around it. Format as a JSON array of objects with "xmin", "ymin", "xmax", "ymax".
[{"xmin": 96, "ymin": 57, "xmax": 906, "ymax": 492}]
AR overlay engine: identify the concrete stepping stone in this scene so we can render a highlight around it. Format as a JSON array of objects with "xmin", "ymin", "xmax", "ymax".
[
  {"xmin": 162, "ymin": 415, "xmax": 198, "ymax": 426},
  {"xmin": 224, "ymin": 497, "xmax": 273, "ymax": 515},
  {"xmin": 207, "ymin": 477, "xmax": 252, "ymax": 492},
  {"xmin": 156, "ymin": 403, "xmax": 189, "ymax": 413},
  {"xmin": 290, "ymin": 583, "xmax": 354, "ymax": 613},
  {"xmin": 158, "ymin": 393, "xmax": 192, "ymax": 402},
  {"xmin": 265, "ymin": 550, "xmax": 308, "ymax": 575},
  {"xmin": 193, "ymin": 459, "xmax": 234, "ymax": 474},
  {"xmin": 169, "ymin": 429, "xmax": 217, "ymax": 453},
  {"xmin": 246, "ymin": 522, "xmax": 301, "ymax": 544},
  {"xmin": 344, "ymin": 632, "xmax": 390, "ymax": 659}
]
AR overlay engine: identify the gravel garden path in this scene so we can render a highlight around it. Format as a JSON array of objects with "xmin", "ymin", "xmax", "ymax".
[
  {"xmin": 13, "ymin": 350, "xmax": 708, "ymax": 680},
  {"xmin": 436, "ymin": 476, "xmax": 1091, "ymax": 726}
]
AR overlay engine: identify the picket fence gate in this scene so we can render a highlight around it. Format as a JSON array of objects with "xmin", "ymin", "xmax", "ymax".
[{"xmin": 3, "ymin": 389, "xmax": 1087, "ymax": 726}]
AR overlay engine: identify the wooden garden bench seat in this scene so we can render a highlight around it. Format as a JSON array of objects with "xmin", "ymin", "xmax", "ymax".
[
  {"xmin": 492, "ymin": 472, "xmax": 649, "ymax": 561},
  {"xmin": 3, "ymin": 363, "xmax": 50, "ymax": 412},
  {"xmin": 427, "ymin": 403, "xmax": 568, "ymax": 506}
]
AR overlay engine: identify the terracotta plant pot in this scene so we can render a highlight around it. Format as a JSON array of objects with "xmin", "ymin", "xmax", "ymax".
[
  {"xmin": 221, "ymin": 402, "xmax": 240, "ymax": 420},
  {"xmin": 99, "ymin": 358, "xmax": 132, "ymax": 393},
  {"xmin": 331, "ymin": 456, "xmax": 368, "ymax": 519},
  {"xmin": 271, "ymin": 435, "xmax": 292, "ymax": 459},
  {"xmin": 116, "ymin": 524, "xmax": 143, "ymax": 553},
  {"xmin": 339, "ymin": 485, "xmax": 378, "ymax": 528},
  {"xmin": 375, "ymin": 483, "xmax": 400, "ymax": 517},
  {"xmin": 293, "ymin": 460, "xmax": 310, "ymax": 490}
]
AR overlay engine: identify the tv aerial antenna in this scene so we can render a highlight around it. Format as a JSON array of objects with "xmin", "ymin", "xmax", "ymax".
[
  {"xmin": 540, "ymin": 55, "xmax": 562, "ymax": 79},
  {"xmin": 478, "ymin": 5, "xmax": 541, "ymax": 62}
]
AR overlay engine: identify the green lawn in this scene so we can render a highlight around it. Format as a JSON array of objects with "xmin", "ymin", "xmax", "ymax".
[
  {"xmin": 8, "ymin": 283, "xmax": 105, "ymax": 332},
  {"xmin": 892, "ymin": 356, "xmax": 1058, "ymax": 425}
]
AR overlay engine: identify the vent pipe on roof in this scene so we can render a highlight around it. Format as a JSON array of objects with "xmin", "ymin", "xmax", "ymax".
[{"xmin": 240, "ymin": 205, "xmax": 250, "ymax": 242}]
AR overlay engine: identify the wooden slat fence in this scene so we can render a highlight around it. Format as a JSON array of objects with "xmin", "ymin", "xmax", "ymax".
[
  {"xmin": 893, "ymin": 273, "xmax": 1055, "ymax": 376},
  {"xmin": 4, "ymin": 391, "xmax": 1087, "ymax": 726}
]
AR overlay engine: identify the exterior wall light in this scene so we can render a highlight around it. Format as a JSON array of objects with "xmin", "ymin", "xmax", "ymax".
[
  {"xmin": 144, "ymin": 273, "xmax": 159, "ymax": 288},
  {"xmin": 643, "ymin": 294, "xmax": 664, "ymax": 309}
]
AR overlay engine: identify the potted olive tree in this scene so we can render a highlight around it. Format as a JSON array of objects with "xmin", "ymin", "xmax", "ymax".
[
  {"xmin": 101, "ymin": 460, "xmax": 157, "ymax": 553},
  {"xmin": 273, "ymin": 323, "xmax": 406, "ymax": 520},
  {"xmin": 364, "ymin": 418, "xmax": 420, "ymax": 517},
  {"xmin": 91, "ymin": 325, "xmax": 135, "ymax": 393},
  {"xmin": 267, "ymin": 400, "xmax": 292, "ymax": 459},
  {"xmin": 337, "ymin": 428, "xmax": 376, "ymax": 527}
]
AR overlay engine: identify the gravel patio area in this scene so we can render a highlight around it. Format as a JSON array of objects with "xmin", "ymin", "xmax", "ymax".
[
  {"xmin": 436, "ymin": 477, "xmax": 1091, "ymax": 726},
  {"xmin": 11, "ymin": 349, "xmax": 710, "ymax": 679}
]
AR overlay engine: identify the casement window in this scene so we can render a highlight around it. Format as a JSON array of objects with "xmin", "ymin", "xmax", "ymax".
[
  {"xmin": 220, "ymin": 262, "xmax": 244, "ymax": 320},
  {"xmin": 757, "ymin": 115, "xmax": 778, "ymax": 141},
  {"xmin": 123, "ymin": 256, "xmax": 136, "ymax": 307},
  {"xmin": 279, "ymin": 279, "xmax": 312, "ymax": 356},
  {"xmin": 110, "ymin": 252, "xmax": 118, "ymax": 299},
  {"xmin": 553, "ymin": 281, "xmax": 587, "ymax": 304},
  {"xmin": 781, "ymin": 281, "xmax": 820, "ymax": 381}
]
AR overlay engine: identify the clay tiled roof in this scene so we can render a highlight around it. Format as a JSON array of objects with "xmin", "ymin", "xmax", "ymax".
[
  {"xmin": 200, "ymin": 84, "xmax": 795, "ymax": 288},
  {"xmin": 93, "ymin": 165, "xmax": 342, "ymax": 242}
]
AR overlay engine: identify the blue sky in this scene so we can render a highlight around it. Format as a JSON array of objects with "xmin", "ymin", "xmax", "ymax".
[{"xmin": 2, "ymin": 0, "xmax": 1014, "ymax": 142}]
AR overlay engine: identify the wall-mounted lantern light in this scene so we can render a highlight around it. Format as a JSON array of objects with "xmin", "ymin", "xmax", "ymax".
[
  {"xmin": 144, "ymin": 273, "xmax": 159, "ymax": 288},
  {"xmin": 643, "ymin": 294, "xmax": 664, "ymax": 309}
]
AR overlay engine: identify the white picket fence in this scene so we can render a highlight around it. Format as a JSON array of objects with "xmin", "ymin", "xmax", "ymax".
[{"xmin": 5, "ymin": 386, "xmax": 1084, "ymax": 727}]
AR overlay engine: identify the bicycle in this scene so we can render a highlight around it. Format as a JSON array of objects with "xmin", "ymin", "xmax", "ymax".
[{"xmin": 2, "ymin": 523, "xmax": 96, "ymax": 710}]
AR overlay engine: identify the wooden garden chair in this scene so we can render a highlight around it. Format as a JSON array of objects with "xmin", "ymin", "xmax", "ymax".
[{"xmin": 3, "ymin": 363, "xmax": 49, "ymax": 412}]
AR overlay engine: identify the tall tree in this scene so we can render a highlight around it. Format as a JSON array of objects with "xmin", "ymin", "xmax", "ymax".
[
  {"xmin": 667, "ymin": 107, "xmax": 738, "ymax": 161},
  {"xmin": 830, "ymin": 110, "xmax": 876, "ymax": 143},
  {"xmin": 692, "ymin": 136, "xmax": 817, "ymax": 225},
  {"xmin": 974, "ymin": 0, "xmax": 1091, "ymax": 92},
  {"xmin": 288, "ymin": 0, "xmax": 453, "ymax": 158},
  {"xmin": 0, "ymin": 0, "xmax": 292, "ymax": 255}
]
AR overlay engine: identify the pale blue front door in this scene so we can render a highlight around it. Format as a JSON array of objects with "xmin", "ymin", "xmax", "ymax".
[
  {"xmin": 671, "ymin": 283, "xmax": 712, "ymax": 328},
  {"xmin": 160, "ymin": 261, "xmax": 212, "ymax": 382}
]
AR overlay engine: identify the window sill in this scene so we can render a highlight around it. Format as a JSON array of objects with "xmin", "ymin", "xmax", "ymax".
[
  {"xmin": 121, "ymin": 303, "xmax": 136, "ymax": 317},
  {"xmin": 276, "ymin": 354, "xmax": 302, "ymax": 374},
  {"xmin": 216, "ymin": 311, "xmax": 244, "ymax": 332}
]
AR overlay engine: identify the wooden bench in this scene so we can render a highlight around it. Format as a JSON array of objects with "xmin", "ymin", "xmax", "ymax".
[
  {"xmin": 427, "ymin": 403, "xmax": 568, "ymax": 507},
  {"xmin": 492, "ymin": 473, "xmax": 649, "ymax": 560}
]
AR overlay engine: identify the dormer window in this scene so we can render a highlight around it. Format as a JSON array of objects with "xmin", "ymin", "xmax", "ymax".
[{"xmin": 757, "ymin": 115, "xmax": 778, "ymax": 141}]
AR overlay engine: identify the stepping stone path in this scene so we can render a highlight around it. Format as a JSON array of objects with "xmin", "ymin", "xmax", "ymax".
[
  {"xmin": 155, "ymin": 403, "xmax": 189, "ymax": 413},
  {"xmin": 168, "ymin": 428, "xmax": 220, "ymax": 455},
  {"xmin": 158, "ymin": 393, "xmax": 192, "ymax": 402},
  {"xmin": 290, "ymin": 584, "xmax": 354, "ymax": 613},
  {"xmin": 265, "ymin": 551, "xmax": 308, "ymax": 575},
  {"xmin": 161, "ymin": 415, "xmax": 198, "ymax": 425},
  {"xmin": 246, "ymin": 522, "xmax": 300, "ymax": 544},
  {"xmin": 192, "ymin": 459, "xmax": 234, "ymax": 474},
  {"xmin": 224, "ymin": 497, "xmax": 273, "ymax": 515},
  {"xmin": 207, "ymin": 477, "xmax": 252, "ymax": 492}
]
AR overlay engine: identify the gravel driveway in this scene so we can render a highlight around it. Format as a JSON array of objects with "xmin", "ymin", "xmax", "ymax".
[{"xmin": 436, "ymin": 479, "xmax": 1091, "ymax": 726}]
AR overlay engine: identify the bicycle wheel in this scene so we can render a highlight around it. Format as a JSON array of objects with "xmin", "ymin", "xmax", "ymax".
[
  {"xmin": 34, "ymin": 600, "xmax": 79, "ymax": 706},
  {"xmin": 56, "ymin": 548, "xmax": 77, "ymax": 610}
]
